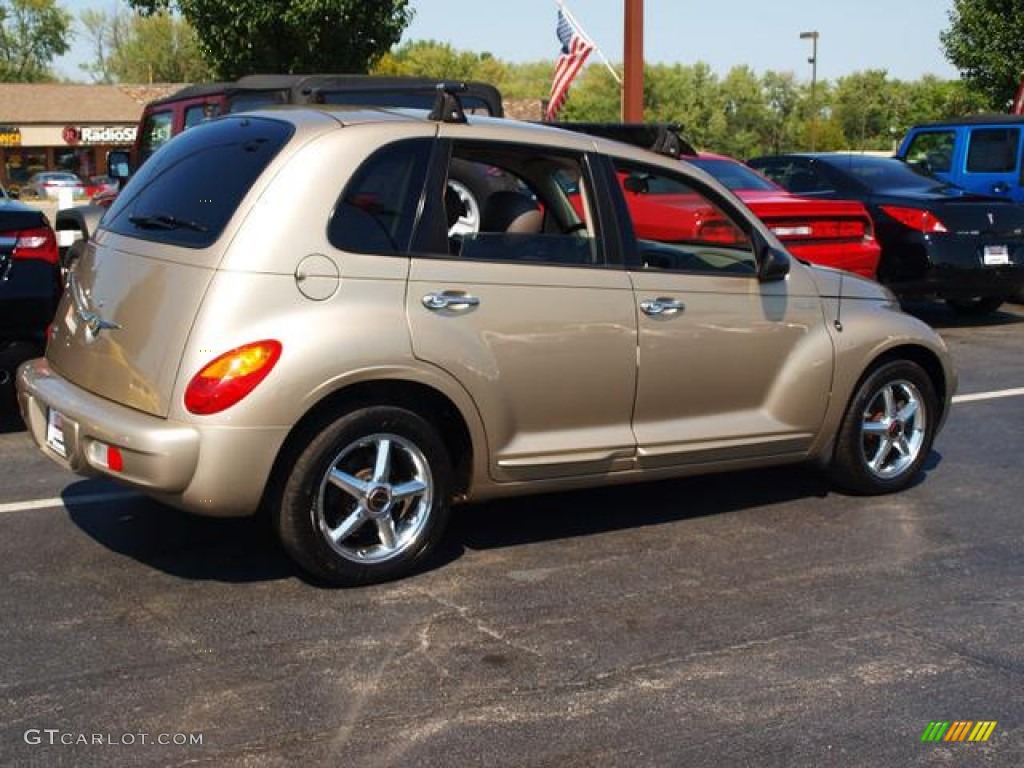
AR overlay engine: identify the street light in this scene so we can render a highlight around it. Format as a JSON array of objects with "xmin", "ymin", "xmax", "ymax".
[{"xmin": 800, "ymin": 30, "xmax": 819, "ymax": 151}]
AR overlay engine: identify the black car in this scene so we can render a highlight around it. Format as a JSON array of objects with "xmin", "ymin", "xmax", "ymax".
[
  {"xmin": 747, "ymin": 153, "xmax": 1024, "ymax": 314},
  {"xmin": 1, "ymin": 185, "xmax": 60, "ymax": 397}
]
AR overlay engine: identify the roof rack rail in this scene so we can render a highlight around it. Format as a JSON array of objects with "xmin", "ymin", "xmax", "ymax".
[
  {"xmin": 428, "ymin": 82, "xmax": 469, "ymax": 124},
  {"xmin": 551, "ymin": 122, "xmax": 697, "ymax": 158}
]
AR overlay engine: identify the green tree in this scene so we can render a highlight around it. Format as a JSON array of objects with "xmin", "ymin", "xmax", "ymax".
[
  {"xmin": 79, "ymin": 6, "xmax": 211, "ymax": 83},
  {"xmin": 941, "ymin": 0, "xmax": 1024, "ymax": 109},
  {"xmin": 0, "ymin": 0, "xmax": 71, "ymax": 81},
  {"xmin": 761, "ymin": 70, "xmax": 801, "ymax": 154},
  {"xmin": 129, "ymin": 0, "xmax": 413, "ymax": 79}
]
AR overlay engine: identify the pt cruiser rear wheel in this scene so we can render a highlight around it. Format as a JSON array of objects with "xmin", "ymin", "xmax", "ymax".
[
  {"xmin": 829, "ymin": 361, "xmax": 938, "ymax": 495},
  {"xmin": 276, "ymin": 406, "xmax": 452, "ymax": 586}
]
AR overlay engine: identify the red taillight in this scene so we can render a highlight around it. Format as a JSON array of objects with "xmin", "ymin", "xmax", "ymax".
[
  {"xmin": 770, "ymin": 219, "xmax": 869, "ymax": 240},
  {"xmin": 12, "ymin": 226, "xmax": 59, "ymax": 264},
  {"xmin": 880, "ymin": 205, "xmax": 947, "ymax": 233},
  {"xmin": 697, "ymin": 218, "xmax": 746, "ymax": 245},
  {"xmin": 184, "ymin": 340, "xmax": 282, "ymax": 415}
]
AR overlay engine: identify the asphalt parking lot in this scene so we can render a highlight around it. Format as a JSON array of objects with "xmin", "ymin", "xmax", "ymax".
[{"xmin": 0, "ymin": 301, "xmax": 1022, "ymax": 767}]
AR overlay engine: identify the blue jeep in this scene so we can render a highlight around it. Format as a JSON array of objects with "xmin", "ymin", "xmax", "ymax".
[{"xmin": 896, "ymin": 115, "xmax": 1024, "ymax": 202}]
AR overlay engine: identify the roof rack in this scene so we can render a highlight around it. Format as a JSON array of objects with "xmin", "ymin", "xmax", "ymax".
[
  {"xmin": 428, "ymin": 82, "xmax": 469, "ymax": 124},
  {"xmin": 551, "ymin": 122, "xmax": 697, "ymax": 158}
]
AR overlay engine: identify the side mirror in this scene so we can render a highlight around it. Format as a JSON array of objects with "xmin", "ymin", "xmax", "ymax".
[
  {"xmin": 107, "ymin": 150, "xmax": 131, "ymax": 183},
  {"xmin": 758, "ymin": 243, "xmax": 791, "ymax": 282}
]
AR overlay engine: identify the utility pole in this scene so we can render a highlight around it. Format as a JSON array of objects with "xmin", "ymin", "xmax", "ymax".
[
  {"xmin": 800, "ymin": 30, "xmax": 819, "ymax": 151},
  {"xmin": 623, "ymin": 0, "xmax": 643, "ymax": 121}
]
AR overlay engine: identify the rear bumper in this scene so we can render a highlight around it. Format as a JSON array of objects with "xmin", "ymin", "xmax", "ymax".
[
  {"xmin": 17, "ymin": 357, "xmax": 287, "ymax": 517},
  {"xmin": 880, "ymin": 234, "xmax": 1024, "ymax": 299}
]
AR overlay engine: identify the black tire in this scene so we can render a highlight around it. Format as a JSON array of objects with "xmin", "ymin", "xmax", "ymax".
[
  {"xmin": 829, "ymin": 360, "xmax": 938, "ymax": 495},
  {"xmin": 275, "ymin": 406, "xmax": 452, "ymax": 586},
  {"xmin": 946, "ymin": 296, "xmax": 1005, "ymax": 315}
]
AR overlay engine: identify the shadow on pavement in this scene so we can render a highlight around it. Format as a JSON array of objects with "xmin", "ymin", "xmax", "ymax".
[
  {"xmin": 451, "ymin": 463, "xmax": 836, "ymax": 552},
  {"xmin": 61, "ymin": 454, "xmax": 944, "ymax": 586},
  {"xmin": 63, "ymin": 479, "xmax": 296, "ymax": 584},
  {"xmin": 0, "ymin": 400, "xmax": 26, "ymax": 434},
  {"xmin": 902, "ymin": 299, "xmax": 1024, "ymax": 330}
]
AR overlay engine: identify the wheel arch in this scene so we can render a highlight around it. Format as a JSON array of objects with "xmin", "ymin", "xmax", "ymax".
[
  {"xmin": 814, "ymin": 341, "xmax": 953, "ymax": 468},
  {"xmin": 262, "ymin": 378, "xmax": 477, "ymax": 514}
]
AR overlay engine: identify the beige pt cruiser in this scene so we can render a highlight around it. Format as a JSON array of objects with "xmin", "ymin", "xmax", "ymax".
[{"xmin": 18, "ymin": 90, "xmax": 956, "ymax": 586}]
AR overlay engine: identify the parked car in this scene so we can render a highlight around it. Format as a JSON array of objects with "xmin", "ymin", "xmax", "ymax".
[
  {"xmin": 22, "ymin": 171, "xmax": 85, "ymax": 200},
  {"xmin": 18, "ymin": 88, "xmax": 955, "ymax": 586},
  {"xmin": 83, "ymin": 175, "xmax": 119, "ymax": 202},
  {"xmin": 748, "ymin": 153, "xmax": 1024, "ymax": 314},
  {"xmin": 895, "ymin": 114, "xmax": 1024, "ymax": 202},
  {"xmin": 1, "ymin": 184, "xmax": 60, "ymax": 396}
]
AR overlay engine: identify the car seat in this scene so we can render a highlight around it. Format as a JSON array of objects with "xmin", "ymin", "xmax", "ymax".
[{"xmin": 481, "ymin": 190, "xmax": 542, "ymax": 234}]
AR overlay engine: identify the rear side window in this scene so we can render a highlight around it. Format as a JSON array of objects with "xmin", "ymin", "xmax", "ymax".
[
  {"xmin": 104, "ymin": 116, "xmax": 293, "ymax": 248},
  {"xmin": 328, "ymin": 139, "xmax": 432, "ymax": 255},
  {"xmin": 966, "ymin": 128, "xmax": 1020, "ymax": 173}
]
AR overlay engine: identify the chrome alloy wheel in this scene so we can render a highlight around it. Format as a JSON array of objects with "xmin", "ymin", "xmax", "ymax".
[
  {"xmin": 859, "ymin": 379, "xmax": 927, "ymax": 480},
  {"xmin": 315, "ymin": 433, "xmax": 433, "ymax": 564}
]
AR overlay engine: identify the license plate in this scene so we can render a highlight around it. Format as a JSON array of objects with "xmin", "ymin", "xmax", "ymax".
[
  {"xmin": 983, "ymin": 244, "xmax": 1010, "ymax": 265},
  {"xmin": 46, "ymin": 409, "xmax": 67, "ymax": 458}
]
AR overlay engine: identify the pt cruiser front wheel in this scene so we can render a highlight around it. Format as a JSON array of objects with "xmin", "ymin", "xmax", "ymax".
[
  {"xmin": 829, "ymin": 360, "xmax": 938, "ymax": 495},
  {"xmin": 276, "ymin": 406, "xmax": 452, "ymax": 586}
]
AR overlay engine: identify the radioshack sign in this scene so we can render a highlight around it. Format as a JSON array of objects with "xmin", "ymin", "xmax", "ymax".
[{"xmin": 63, "ymin": 125, "xmax": 138, "ymax": 146}]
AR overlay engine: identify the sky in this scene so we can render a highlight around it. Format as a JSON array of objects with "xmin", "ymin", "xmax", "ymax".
[{"xmin": 53, "ymin": 0, "xmax": 960, "ymax": 83}]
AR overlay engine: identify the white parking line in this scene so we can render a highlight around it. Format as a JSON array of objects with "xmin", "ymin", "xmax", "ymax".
[
  {"xmin": 952, "ymin": 387, "xmax": 1024, "ymax": 404},
  {"xmin": 0, "ymin": 491, "xmax": 139, "ymax": 516},
  {"xmin": 0, "ymin": 385, "xmax": 1021, "ymax": 516}
]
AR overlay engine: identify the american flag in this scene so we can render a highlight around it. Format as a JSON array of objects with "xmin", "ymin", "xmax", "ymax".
[{"xmin": 546, "ymin": 9, "xmax": 595, "ymax": 122}]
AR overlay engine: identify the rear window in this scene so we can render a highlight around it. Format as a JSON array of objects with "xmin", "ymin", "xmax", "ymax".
[{"xmin": 104, "ymin": 116, "xmax": 293, "ymax": 248}]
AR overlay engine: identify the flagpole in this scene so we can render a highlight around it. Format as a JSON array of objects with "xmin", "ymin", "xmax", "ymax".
[{"xmin": 557, "ymin": 0, "xmax": 623, "ymax": 85}]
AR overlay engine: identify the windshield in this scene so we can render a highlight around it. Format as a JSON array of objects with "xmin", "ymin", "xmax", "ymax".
[
  {"xmin": 824, "ymin": 155, "xmax": 948, "ymax": 193},
  {"xmin": 686, "ymin": 157, "xmax": 779, "ymax": 191}
]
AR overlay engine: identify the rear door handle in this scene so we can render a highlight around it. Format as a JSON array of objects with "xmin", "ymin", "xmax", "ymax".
[
  {"xmin": 422, "ymin": 291, "xmax": 481, "ymax": 311},
  {"xmin": 640, "ymin": 297, "xmax": 684, "ymax": 316}
]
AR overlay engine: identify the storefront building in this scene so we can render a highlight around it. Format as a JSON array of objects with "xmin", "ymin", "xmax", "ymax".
[{"xmin": 0, "ymin": 83, "xmax": 178, "ymax": 193}]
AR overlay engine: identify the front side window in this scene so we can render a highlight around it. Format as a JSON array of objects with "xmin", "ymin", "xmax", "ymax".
[
  {"xmin": 328, "ymin": 139, "xmax": 432, "ymax": 256},
  {"xmin": 612, "ymin": 158, "xmax": 755, "ymax": 276},
  {"xmin": 966, "ymin": 128, "xmax": 1020, "ymax": 173},
  {"xmin": 904, "ymin": 130, "xmax": 956, "ymax": 173},
  {"xmin": 105, "ymin": 116, "xmax": 294, "ymax": 248}
]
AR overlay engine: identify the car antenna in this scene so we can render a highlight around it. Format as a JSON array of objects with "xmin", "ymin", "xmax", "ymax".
[{"xmin": 429, "ymin": 82, "xmax": 468, "ymax": 124}]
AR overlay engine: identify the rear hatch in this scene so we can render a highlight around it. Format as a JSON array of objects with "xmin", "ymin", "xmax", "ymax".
[{"xmin": 46, "ymin": 115, "xmax": 295, "ymax": 417}]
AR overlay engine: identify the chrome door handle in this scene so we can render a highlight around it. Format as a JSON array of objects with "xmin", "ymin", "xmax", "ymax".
[
  {"xmin": 640, "ymin": 297, "xmax": 684, "ymax": 316},
  {"xmin": 422, "ymin": 291, "xmax": 481, "ymax": 311}
]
